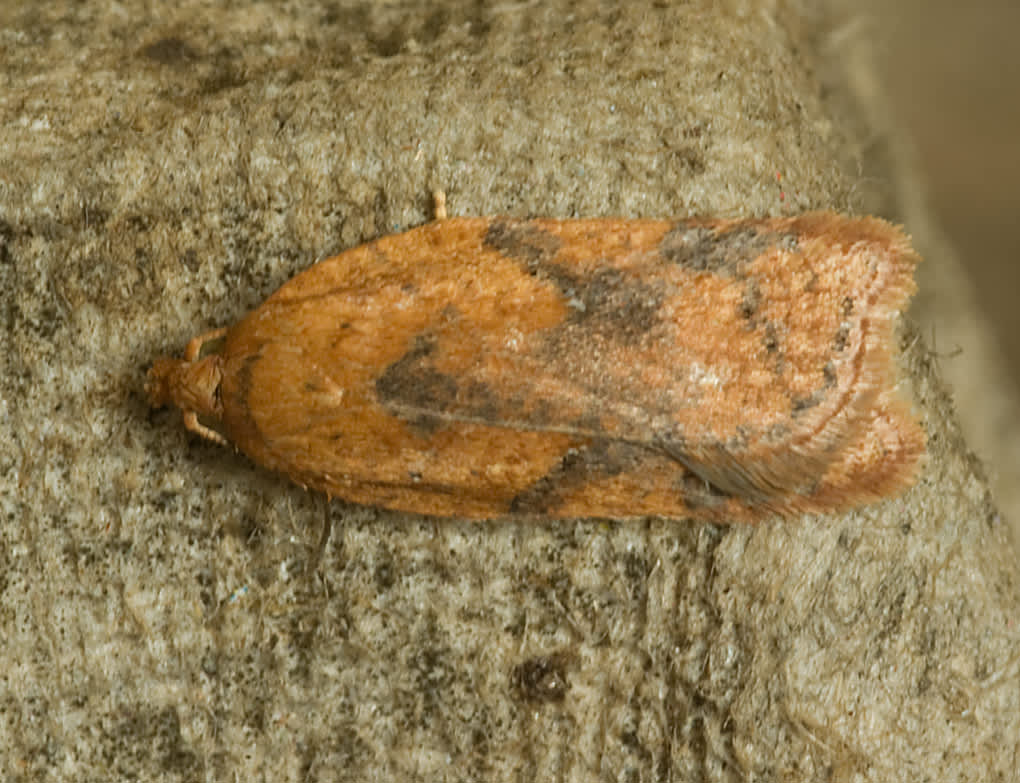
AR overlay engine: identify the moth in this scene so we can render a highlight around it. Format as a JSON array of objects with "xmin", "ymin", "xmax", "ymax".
[{"xmin": 147, "ymin": 209, "xmax": 924, "ymax": 521}]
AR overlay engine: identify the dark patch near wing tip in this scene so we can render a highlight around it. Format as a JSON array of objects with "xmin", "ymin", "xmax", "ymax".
[
  {"xmin": 660, "ymin": 222, "xmax": 794, "ymax": 277},
  {"xmin": 563, "ymin": 267, "xmax": 664, "ymax": 343}
]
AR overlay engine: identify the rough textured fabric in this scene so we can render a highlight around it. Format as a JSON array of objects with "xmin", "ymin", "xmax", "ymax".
[{"xmin": 1, "ymin": 1, "xmax": 1017, "ymax": 781}]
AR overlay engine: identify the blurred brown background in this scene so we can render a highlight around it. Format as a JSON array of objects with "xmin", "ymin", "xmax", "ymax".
[{"xmin": 873, "ymin": 0, "xmax": 1020, "ymax": 388}]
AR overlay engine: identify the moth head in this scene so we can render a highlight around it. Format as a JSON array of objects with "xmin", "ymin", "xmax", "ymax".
[{"xmin": 146, "ymin": 354, "xmax": 227, "ymax": 444}]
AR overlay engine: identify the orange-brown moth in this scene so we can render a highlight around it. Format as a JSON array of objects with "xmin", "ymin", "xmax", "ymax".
[{"xmin": 147, "ymin": 206, "xmax": 924, "ymax": 522}]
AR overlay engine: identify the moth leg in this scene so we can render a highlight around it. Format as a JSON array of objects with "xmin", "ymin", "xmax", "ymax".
[
  {"xmin": 432, "ymin": 189, "xmax": 448, "ymax": 221},
  {"xmin": 184, "ymin": 327, "xmax": 228, "ymax": 362},
  {"xmin": 182, "ymin": 410, "xmax": 229, "ymax": 446}
]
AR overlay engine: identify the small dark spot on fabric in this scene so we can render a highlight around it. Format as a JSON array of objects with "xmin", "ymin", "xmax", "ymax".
[
  {"xmin": 763, "ymin": 322, "xmax": 781, "ymax": 353},
  {"xmin": 140, "ymin": 37, "xmax": 197, "ymax": 65},
  {"xmin": 842, "ymin": 296, "xmax": 855, "ymax": 318},
  {"xmin": 368, "ymin": 28, "xmax": 408, "ymax": 58},
  {"xmin": 374, "ymin": 559, "xmax": 395, "ymax": 590},
  {"xmin": 180, "ymin": 248, "xmax": 199, "ymax": 272},
  {"xmin": 670, "ymin": 146, "xmax": 706, "ymax": 175},
  {"xmin": 511, "ymin": 653, "xmax": 570, "ymax": 703},
  {"xmin": 0, "ymin": 218, "xmax": 16, "ymax": 244}
]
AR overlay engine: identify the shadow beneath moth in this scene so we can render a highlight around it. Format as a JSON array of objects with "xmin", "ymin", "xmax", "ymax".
[{"xmin": 147, "ymin": 210, "xmax": 925, "ymax": 522}]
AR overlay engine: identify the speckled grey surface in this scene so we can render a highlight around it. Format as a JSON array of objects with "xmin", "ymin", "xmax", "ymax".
[{"xmin": 2, "ymin": 1, "xmax": 1018, "ymax": 781}]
